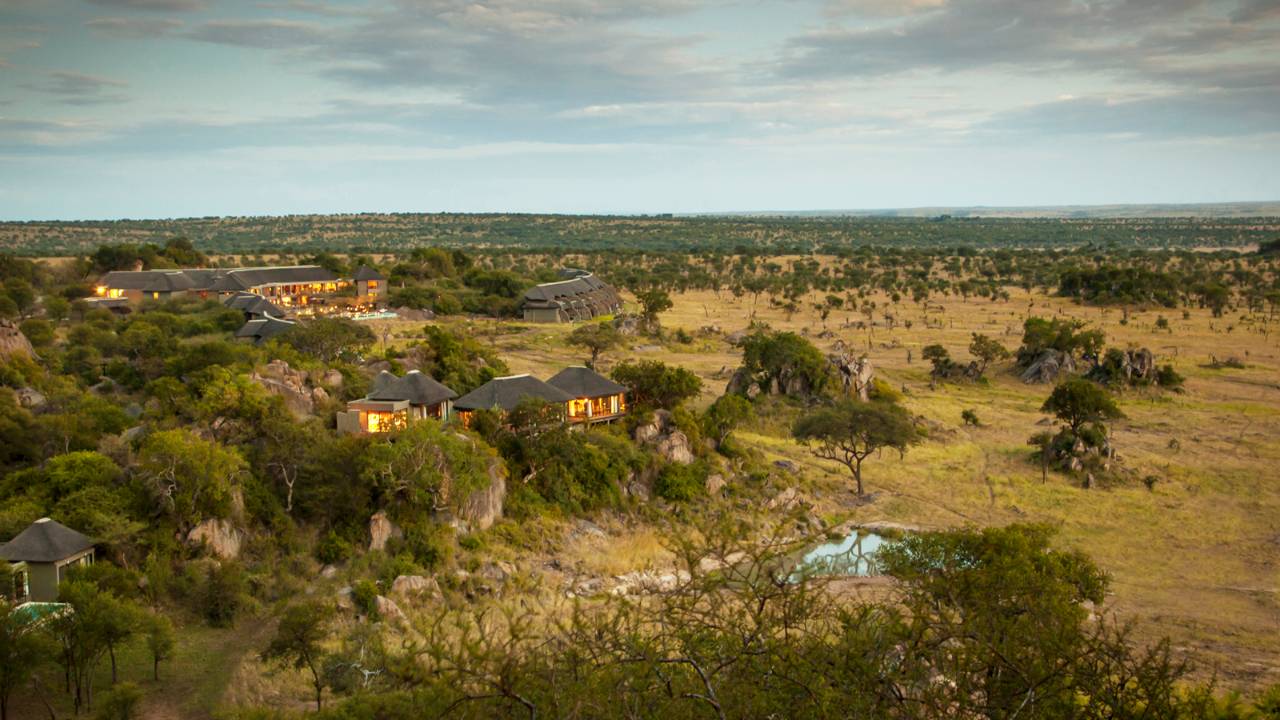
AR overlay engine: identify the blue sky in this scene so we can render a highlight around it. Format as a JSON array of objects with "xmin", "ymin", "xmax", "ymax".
[{"xmin": 1, "ymin": 0, "xmax": 1278, "ymax": 219}]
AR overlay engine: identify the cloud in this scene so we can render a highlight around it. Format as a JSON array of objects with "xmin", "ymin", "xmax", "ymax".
[
  {"xmin": 181, "ymin": 0, "xmax": 721, "ymax": 108},
  {"xmin": 184, "ymin": 19, "xmax": 327, "ymax": 48},
  {"xmin": 85, "ymin": 17, "xmax": 183, "ymax": 39},
  {"xmin": 984, "ymin": 87, "xmax": 1280, "ymax": 138},
  {"xmin": 19, "ymin": 71, "xmax": 131, "ymax": 105},
  {"xmin": 778, "ymin": 0, "xmax": 1280, "ymax": 94},
  {"xmin": 85, "ymin": 0, "xmax": 207, "ymax": 11}
]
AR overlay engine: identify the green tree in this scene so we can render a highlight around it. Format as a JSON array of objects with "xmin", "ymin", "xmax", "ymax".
[
  {"xmin": 94, "ymin": 681, "xmax": 142, "ymax": 720},
  {"xmin": 261, "ymin": 600, "xmax": 334, "ymax": 711},
  {"xmin": 792, "ymin": 400, "xmax": 920, "ymax": 496},
  {"xmin": 737, "ymin": 330, "xmax": 831, "ymax": 398},
  {"xmin": 1042, "ymin": 378, "xmax": 1123, "ymax": 435},
  {"xmin": 566, "ymin": 321, "xmax": 622, "ymax": 369},
  {"xmin": 703, "ymin": 394, "xmax": 753, "ymax": 450},
  {"xmin": 136, "ymin": 429, "xmax": 245, "ymax": 533},
  {"xmin": 878, "ymin": 524, "xmax": 1109, "ymax": 718},
  {"xmin": 635, "ymin": 288, "xmax": 672, "ymax": 331},
  {"xmin": 968, "ymin": 333, "xmax": 1009, "ymax": 376},
  {"xmin": 610, "ymin": 360, "xmax": 702, "ymax": 410},
  {"xmin": 360, "ymin": 420, "xmax": 495, "ymax": 517},
  {"xmin": 145, "ymin": 613, "xmax": 175, "ymax": 681},
  {"xmin": 280, "ymin": 318, "xmax": 375, "ymax": 362},
  {"xmin": 1, "ymin": 601, "xmax": 53, "ymax": 720}
]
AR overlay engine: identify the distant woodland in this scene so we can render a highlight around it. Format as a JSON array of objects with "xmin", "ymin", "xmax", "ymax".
[{"xmin": 2, "ymin": 213, "xmax": 1278, "ymax": 256}]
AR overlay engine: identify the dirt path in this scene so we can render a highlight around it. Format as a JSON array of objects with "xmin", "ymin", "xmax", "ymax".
[{"xmin": 140, "ymin": 617, "xmax": 271, "ymax": 720}]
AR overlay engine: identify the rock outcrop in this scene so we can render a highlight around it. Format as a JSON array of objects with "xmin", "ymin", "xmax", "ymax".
[
  {"xmin": 251, "ymin": 359, "xmax": 322, "ymax": 416},
  {"xmin": 453, "ymin": 456, "xmax": 507, "ymax": 531},
  {"xmin": 391, "ymin": 574, "xmax": 441, "ymax": 600},
  {"xmin": 610, "ymin": 569, "xmax": 692, "ymax": 596},
  {"xmin": 15, "ymin": 387, "xmax": 46, "ymax": 409},
  {"xmin": 187, "ymin": 518, "xmax": 243, "ymax": 559},
  {"xmin": 0, "ymin": 320, "xmax": 34, "ymax": 360},
  {"xmin": 368, "ymin": 510, "xmax": 402, "ymax": 552},
  {"xmin": 1019, "ymin": 350, "xmax": 1077, "ymax": 384},
  {"xmin": 633, "ymin": 410, "xmax": 694, "ymax": 465},
  {"xmin": 829, "ymin": 351, "xmax": 874, "ymax": 401}
]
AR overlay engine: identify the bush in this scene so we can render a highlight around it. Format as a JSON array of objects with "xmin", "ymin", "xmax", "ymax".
[
  {"xmin": 201, "ymin": 561, "xmax": 245, "ymax": 627},
  {"xmin": 351, "ymin": 579, "xmax": 380, "ymax": 618},
  {"xmin": 316, "ymin": 530, "xmax": 353, "ymax": 565},
  {"xmin": 95, "ymin": 682, "xmax": 143, "ymax": 720},
  {"xmin": 961, "ymin": 409, "xmax": 980, "ymax": 426},
  {"xmin": 654, "ymin": 461, "xmax": 708, "ymax": 502}
]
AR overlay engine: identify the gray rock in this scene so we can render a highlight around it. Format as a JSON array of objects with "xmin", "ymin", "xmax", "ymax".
[
  {"xmin": 392, "ymin": 574, "xmax": 441, "ymax": 599},
  {"xmin": 186, "ymin": 518, "xmax": 242, "ymax": 560},
  {"xmin": 368, "ymin": 510, "xmax": 402, "ymax": 552},
  {"xmin": 15, "ymin": 387, "xmax": 45, "ymax": 409}
]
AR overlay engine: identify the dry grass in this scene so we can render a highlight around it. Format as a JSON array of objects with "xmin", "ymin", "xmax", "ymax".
[{"xmin": 485, "ymin": 284, "xmax": 1280, "ymax": 691}]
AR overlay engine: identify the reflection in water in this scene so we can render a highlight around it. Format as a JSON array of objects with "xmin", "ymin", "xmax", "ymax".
[{"xmin": 793, "ymin": 532, "xmax": 885, "ymax": 580}]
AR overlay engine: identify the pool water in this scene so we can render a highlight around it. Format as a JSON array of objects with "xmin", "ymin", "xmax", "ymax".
[{"xmin": 792, "ymin": 531, "xmax": 887, "ymax": 580}]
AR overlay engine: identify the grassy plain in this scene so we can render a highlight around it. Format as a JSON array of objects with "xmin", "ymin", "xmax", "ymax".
[{"xmin": 413, "ymin": 283, "xmax": 1280, "ymax": 691}]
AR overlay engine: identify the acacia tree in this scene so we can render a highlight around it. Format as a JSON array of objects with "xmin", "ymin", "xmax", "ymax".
[
  {"xmin": 703, "ymin": 394, "xmax": 753, "ymax": 450},
  {"xmin": 610, "ymin": 360, "xmax": 702, "ymax": 410},
  {"xmin": 968, "ymin": 333, "xmax": 1010, "ymax": 377},
  {"xmin": 0, "ymin": 600, "xmax": 52, "ymax": 720},
  {"xmin": 566, "ymin": 321, "xmax": 621, "ymax": 369},
  {"xmin": 792, "ymin": 400, "xmax": 920, "ymax": 496},
  {"xmin": 262, "ymin": 600, "xmax": 334, "ymax": 711},
  {"xmin": 635, "ymin": 289, "xmax": 673, "ymax": 332},
  {"xmin": 1042, "ymin": 378, "xmax": 1123, "ymax": 436}
]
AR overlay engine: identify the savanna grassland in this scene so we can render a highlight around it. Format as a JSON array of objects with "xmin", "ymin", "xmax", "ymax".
[{"xmin": 364, "ymin": 274, "xmax": 1280, "ymax": 691}]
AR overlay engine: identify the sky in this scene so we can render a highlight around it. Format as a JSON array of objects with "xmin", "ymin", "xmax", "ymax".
[{"xmin": 0, "ymin": 0, "xmax": 1278, "ymax": 220}]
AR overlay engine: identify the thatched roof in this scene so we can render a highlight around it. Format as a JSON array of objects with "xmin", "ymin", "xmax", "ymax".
[
  {"xmin": 453, "ymin": 374, "xmax": 573, "ymax": 412},
  {"xmin": 367, "ymin": 370, "xmax": 457, "ymax": 405},
  {"xmin": 546, "ymin": 366, "xmax": 627, "ymax": 398},
  {"xmin": 0, "ymin": 518, "xmax": 93, "ymax": 563}
]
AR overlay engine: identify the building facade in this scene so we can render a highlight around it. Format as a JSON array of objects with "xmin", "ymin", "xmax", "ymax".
[{"xmin": 521, "ymin": 271, "xmax": 622, "ymax": 323}]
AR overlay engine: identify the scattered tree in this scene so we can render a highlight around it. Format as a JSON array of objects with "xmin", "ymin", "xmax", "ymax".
[
  {"xmin": 261, "ymin": 600, "xmax": 334, "ymax": 711},
  {"xmin": 792, "ymin": 400, "xmax": 921, "ymax": 496}
]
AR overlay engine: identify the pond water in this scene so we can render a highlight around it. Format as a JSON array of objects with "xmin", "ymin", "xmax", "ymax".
[{"xmin": 791, "ymin": 531, "xmax": 887, "ymax": 580}]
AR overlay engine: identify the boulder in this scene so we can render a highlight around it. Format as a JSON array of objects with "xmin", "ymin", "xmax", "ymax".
[
  {"xmin": 633, "ymin": 409, "xmax": 694, "ymax": 465},
  {"xmin": 724, "ymin": 367, "xmax": 755, "ymax": 397},
  {"xmin": 374, "ymin": 595, "xmax": 407, "ymax": 623},
  {"xmin": 392, "ymin": 574, "xmax": 441, "ymax": 600},
  {"xmin": 705, "ymin": 473, "xmax": 727, "ymax": 495},
  {"xmin": 828, "ymin": 353, "xmax": 874, "ymax": 401},
  {"xmin": 0, "ymin": 320, "xmax": 34, "ymax": 360},
  {"xmin": 15, "ymin": 387, "xmax": 45, "ymax": 409},
  {"xmin": 393, "ymin": 307, "xmax": 435, "ymax": 321},
  {"xmin": 766, "ymin": 486, "xmax": 803, "ymax": 511},
  {"xmin": 773, "ymin": 460, "xmax": 799, "ymax": 474},
  {"xmin": 1020, "ymin": 350, "xmax": 1077, "ymax": 384},
  {"xmin": 725, "ymin": 330, "xmax": 748, "ymax": 346},
  {"xmin": 251, "ymin": 359, "xmax": 316, "ymax": 416},
  {"xmin": 610, "ymin": 569, "xmax": 691, "ymax": 596},
  {"xmin": 368, "ymin": 510, "xmax": 402, "ymax": 552},
  {"xmin": 186, "ymin": 518, "xmax": 242, "ymax": 560},
  {"xmin": 612, "ymin": 314, "xmax": 642, "ymax": 336},
  {"xmin": 453, "ymin": 456, "xmax": 506, "ymax": 531},
  {"xmin": 321, "ymin": 369, "xmax": 345, "ymax": 388}
]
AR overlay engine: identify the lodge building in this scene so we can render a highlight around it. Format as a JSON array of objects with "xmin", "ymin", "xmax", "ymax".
[
  {"xmin": 91, "ymin": 264, "xmax": 386, "ymax": 315},
  {"xmin": 338, "ymin": 366, "xmax": 627, "ymax": 435}
]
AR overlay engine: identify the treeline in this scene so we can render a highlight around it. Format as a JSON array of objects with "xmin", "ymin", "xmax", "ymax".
[{"xmin": 3, "ymin": 213, "xmax": 1278, "ymax": 256}]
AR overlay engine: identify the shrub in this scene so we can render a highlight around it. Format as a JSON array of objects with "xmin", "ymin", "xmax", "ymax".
[
  {"xmin": 95, "ymin": 682, "xmax": 143, "ymax": 720},
  {"xmin": 201, "ymin": 562, "xmax": 245, "ymax": 627},
  {"xmin": 654, "ymin": 461, "xmax": 708, "ymax": 502},
  {"xmin": 961, "ymin": 409, "xmax": 980, "ymax": 426},
  {"xmin": 316, "ymin": 530, "xmax": 353, "ymax": 565},
  {"xmin": 351, "ymin": 579, "xmax": 380, "ymax": 618}
]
